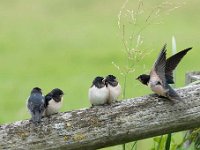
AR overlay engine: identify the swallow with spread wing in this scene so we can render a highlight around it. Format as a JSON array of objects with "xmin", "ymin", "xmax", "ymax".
[{"xmin": 137, "ymin": 44, "xmax": 192, "ymax": 101}]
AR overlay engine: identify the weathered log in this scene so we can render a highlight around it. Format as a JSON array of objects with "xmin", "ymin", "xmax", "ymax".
[
  {"xmin": 185, "ymin": 71, "xmax": 200, "ymax": 85},
  {"xmin": 183, "ymin": 71, "xmax": 200, "ymax": 148},
  {"xmin": 0, "ymin": 82, "xmax": 200, "ymax": 150}
]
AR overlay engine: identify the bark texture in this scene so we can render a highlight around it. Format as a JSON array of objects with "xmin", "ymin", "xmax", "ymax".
[
  {"xmin": 0, "ymin": 82, "xmax": 200, "ymax": 149},
  {"xmin": 185, "ymin": 71, "xmax": 200, "ymax": 85}
]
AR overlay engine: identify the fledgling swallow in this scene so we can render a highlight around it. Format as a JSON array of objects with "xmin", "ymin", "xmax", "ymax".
[
  {"xmin": 27, "ymin": 87, "xmax": 45, "ymax": 124},
  {"xmin": 88, "ymin": 76, "xmax": 109, "ymax": 106},
  {"xmin": 105, "ymin": 75, "xmax": 121, "ymax": 104},
  {"xmin": 136, "ymin": 44, "xmax": 192, "ymax": 101},
  {"xmin": 44, "ymin": 88, "xmax": 64, "ymax": 116}
]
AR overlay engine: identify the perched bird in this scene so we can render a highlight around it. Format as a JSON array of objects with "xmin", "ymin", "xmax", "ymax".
[
  {"xmin": 105, "ymin": 75, "xmax": 121, "ymax": 104},
  {"xmin": 44, "ymin": 88, "xmax": 64, "ymax": 116},
  {"xmin": 27, "ymin": 87, "xmax": 45, "ymax": 123},
  {"xmin": 136, "ymin": 44, "xmax": 192, "ymax": 101},
  {"xmin": 88, "ymin": 76, "xmax": 109, "ymax": 106},
  {"xmin": 137, "ymin": 46, "xmax": 192, "ymax": 85}
]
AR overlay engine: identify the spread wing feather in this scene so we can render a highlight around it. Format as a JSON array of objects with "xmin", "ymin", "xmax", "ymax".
[
  {"xmin": 152, "ymin": 44, "xmax": 167, "ymax": 87},
  {"xmin": 165, "ymin": 47, "xmax": 192, "ymax": 83}
]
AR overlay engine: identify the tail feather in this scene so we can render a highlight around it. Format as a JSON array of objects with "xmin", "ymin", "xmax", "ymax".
[
  {"xmin": 32, "ymin": 111, "xmax": 42, "ymax": 123},
  {"xmin": 166, "ymin": 85, "xmax": 184, "ymax": 103}
]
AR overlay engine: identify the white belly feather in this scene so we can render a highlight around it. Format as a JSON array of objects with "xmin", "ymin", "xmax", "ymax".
[
  {"xmin": 88, "ymin": 86, "xmax": 109, "ymax": 105},
  {"xmin": 148, "ymin": 81, "xmax": 167, "ymax": 96},
  {"xmin": 45, "ymin": 98, "xmax": 63, "ymax": 116},
  {"xmin": 149, "ymin": 70, "xmax": 166, "ymax": 96},
  {"xmin": 107, "ymin": 84, "xmax": 121, "ymax": 102}
]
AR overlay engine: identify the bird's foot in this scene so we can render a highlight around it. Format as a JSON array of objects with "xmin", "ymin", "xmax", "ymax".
[
  {"xmin": 158, "ymin": 95, "xmax": 167, "ymax": 99},
  {"xmin": 149, "ymin": 93, "xmax": 159, "ymax": 97}
]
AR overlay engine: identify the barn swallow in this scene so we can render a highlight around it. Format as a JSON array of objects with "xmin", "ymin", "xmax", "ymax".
[
  {"xmin": 44, "ymin": 88, "xmax": 64, "ymax": 116},
  {"xmin": 136, "ymin": 44, "xmax": 192, "ymax": 101},
  {"xmin": 88, "ymin": 76, "xmax": 109, "ymax": 106},
  {"xmin": 27, "ymin": 87, "xmax": 45, "ymax": 123},
  {"xmin": 105, "ymin": 75, "xmax": 121, "ymax": 104},
  {"xmin": 137, "ymin": 46, "xmax": 192, "ymax": 85}
]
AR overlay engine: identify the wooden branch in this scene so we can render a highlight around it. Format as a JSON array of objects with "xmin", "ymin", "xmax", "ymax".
[
  {"xmin": 1, "ymin": 83, "xmax": 200, "ymax": 149},
  {"xmin": 183, "ymin": 71, "xmax": 200, "ymax": 148},
  {"xmin": 185, "ymin": 71, "xmax": 200, "ymax": 85}
]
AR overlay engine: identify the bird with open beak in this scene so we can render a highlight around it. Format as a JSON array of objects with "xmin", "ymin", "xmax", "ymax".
[{"xmin": 136, "ymin": 44, "xmax": 192, "ymax": 102}]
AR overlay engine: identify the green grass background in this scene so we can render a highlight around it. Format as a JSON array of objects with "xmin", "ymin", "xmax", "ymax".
[{"xmin": 0, "ymin": 0, "xmax": 199, "ymax": 149}]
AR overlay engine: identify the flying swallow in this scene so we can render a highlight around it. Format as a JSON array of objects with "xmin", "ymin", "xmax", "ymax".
[
  {"xmin": 136, "ymin": 44, "xmax": 192, "ymax": 101},
  {"xmin": 44, "ymin": 88, "xmax": 64, "ymax": 116},
  {"xmin": 105, "ymin": 75, "xmax": 121, "ymax": 104},
  {"xmin": 88, "ymin": 76, "xmax": 109, "ymax": 106},
  {"xmin": 27, "ymin": 87, "xmax": 45, "ymax": 123}
]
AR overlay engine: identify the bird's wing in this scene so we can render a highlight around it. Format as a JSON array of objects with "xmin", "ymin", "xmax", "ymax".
[
  {"xmin": 165, "ymin": 84, "xmax": 182, "ymax": 102},
  {"xmin": 27, "ymin": 98, "xmax": 34, "ymax": 111},
  {"xmin": 151, "ymin": 44, "xmax": 167, "ymax": 87},
  {"xmin": 44, "ymin": 93, "xmax": 52, "ymax": 108},
  {"xmin": 29, "ymin": 94, "xmax": 44, "ymax": 105},
  {"xmin": 165, "ymin": 47, "xmax": 192, "ymax": 84}
]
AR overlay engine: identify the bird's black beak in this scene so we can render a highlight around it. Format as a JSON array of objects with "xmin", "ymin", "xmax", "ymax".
[{"xmin": 136, "ymin": 77, "xmax": 141, "ymax": 82}]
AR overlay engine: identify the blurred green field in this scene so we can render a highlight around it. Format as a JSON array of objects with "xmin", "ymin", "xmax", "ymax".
[{"xmin": 0, "ymin": 0, "xmax": 199, "ymax": 149}]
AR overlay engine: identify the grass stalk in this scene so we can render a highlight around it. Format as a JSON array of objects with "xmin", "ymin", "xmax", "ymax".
[
  {"xmin": 130, "ymin": 141, "xmax": 137, "ymax": 150},
  {"xmin": 165, "ymin": 133, "xmax": 172, "ymax": 150},
  {"xmin": 157, "ymin": 135, "xmax": 163, "ymax": 150},
  {"xmin": 163, "ymin": 36, "xmax": 177, "ymax": 150}
]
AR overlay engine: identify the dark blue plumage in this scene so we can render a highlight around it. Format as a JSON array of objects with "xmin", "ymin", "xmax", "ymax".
[{"xmin": 27, "ymin": 87, "xmax": 45, "ymax": 123}]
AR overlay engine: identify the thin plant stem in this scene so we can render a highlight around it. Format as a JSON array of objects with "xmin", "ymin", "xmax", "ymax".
[
  {"xmin": 131, "ymin": 141, "xmax": 137, "ymax": 150},
  {"xmin": 172, "ymin": 36, "xmax": 177, "ymax": 87},
  {"xmin": 122, "ymin": 75, "xmax": 127, "ymax": 99},
  {"xmin": 122, "ymin": 143, "xmax": 126, "ymax": 150},
  {"xmin": 157, "ymin": 135, "xmax": 163, "ymax": 150},
  {"xmin": 165, "ymin": 133, "xmax": 172, "ymax": 150},
  {"xmin": 129, "ymin": 0, "xmax": 143, "ymax": 48}
]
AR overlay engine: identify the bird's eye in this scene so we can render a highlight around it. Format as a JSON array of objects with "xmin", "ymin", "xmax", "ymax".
[{"xmin": 156, "ymin": 81, "xmax": 161, "ymax": 85}]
